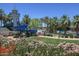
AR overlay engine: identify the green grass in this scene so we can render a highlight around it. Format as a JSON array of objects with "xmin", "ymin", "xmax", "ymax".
[
  {"xmin": 13, "ymin": 36, "xmax": 79, "ymax": 56},
  {"xmin": 31, "ymin": 37, "xmax": 79, "ymax": 46}
]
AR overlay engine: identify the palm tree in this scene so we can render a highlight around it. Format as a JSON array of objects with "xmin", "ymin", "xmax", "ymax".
[
  {"xmin": 3, "ymin": 14, "xmax": 13, "ymax": 27},
  {"xmin": 60, "ymin": 15, "xmax": 71, "ymax": 37},
  {"xmin": 22, "ymin": 15, "xmax": 30, "ymax": 25},
  {"xmin": 41, "ymin": 16, "xmax": 50, "ymax": 32},
  {"xmin": 49, "ymin": 17, "xmax": 58, "ymax": 33},
  {"xmin": 73, "ymin": 15, "xmax": 79, "ymax": 35},
  {"xmin": 0, "ymin": 9, "xmax": 5, "ymax": 27},
  {"xmin": 3, "ymin": 14, "xmax": 8, "ymax": 27}
]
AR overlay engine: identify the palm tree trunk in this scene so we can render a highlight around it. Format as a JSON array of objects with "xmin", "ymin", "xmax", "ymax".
[
  {"xmin": 0, "ymin": 20, "xmax": 2, "ymax": 27},
  {"xmin": 1, "ymin": 20, "xmax": 3, "ymax": 27},
  {"xmin": 64, "ymin": 30, "xmax": 67, "ymax": 38},
  {"xmin": 0, "ymin": 20, "xmax": 1, "ymax": 27}
]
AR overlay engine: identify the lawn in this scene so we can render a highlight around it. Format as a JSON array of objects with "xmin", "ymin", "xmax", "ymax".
[{"xmin": 30, "ymin": 36, "xmax": 79, "ymax": 46}]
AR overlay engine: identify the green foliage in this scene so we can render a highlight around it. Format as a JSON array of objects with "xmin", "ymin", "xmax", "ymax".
[
  {"xmin": 22, "ymin": 15, "xmax": 30, "ymax": 24},
  {"xmin": 29, "ymin": 18, "xmax": 41, "ymax": 29},
  {"xmin": 0, "ymin": 37, "xmax": 9, "ymax": 48},
  {"xmin": 12, "ymin": 37, "xmax": 79, "ymax": 56}
]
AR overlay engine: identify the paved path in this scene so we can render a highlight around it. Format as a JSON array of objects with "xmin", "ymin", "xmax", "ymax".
[
  {"xmin": 6, "ymin": 36, "xmax": 79, "ymax": 41},
  {"xmin": 7, "ymin": 36, "xmax": 19, "ymax": 41},
  {"xmin": 38, "ymin": 36, "xmax": 79, "ymax": 40}
]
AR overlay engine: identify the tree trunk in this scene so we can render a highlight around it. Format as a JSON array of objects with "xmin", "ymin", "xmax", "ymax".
[
  {"xmin": 0, "ymin": 20, "xmax": 1, "ymax": 27},
  {"xmin": 64, "ymin": 30, "xmax": 67, "ymax": 38},
  {"xmin": 0, "ymin": 20, "xmax": 2, "ymax": 27}
]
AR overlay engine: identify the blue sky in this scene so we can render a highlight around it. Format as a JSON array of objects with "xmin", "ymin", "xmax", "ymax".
[{"xmin": 0, "ymin": 3, "xmax": 79, "ymax": 21}]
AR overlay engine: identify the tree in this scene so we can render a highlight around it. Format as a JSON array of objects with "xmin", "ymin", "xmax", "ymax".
[
  {"xmin": 60, "ymin": 15, "xmax": 71, "ymax": 36},
  {"xmin": 0, "ymin": 9, "xmax": 5, "ymax": 27},
  {"xmin": 41, "ymin": 16, "xmax": 59, "ymax": 33},
  {"xmin": 29, "ymin": 18, "xmax": 41, "ymax": 29},
  {"xmin": 3, "ymin": 14, "xmax": 13, "ymax": 27},
  {"xmin": 41, "ymin": 16, "xmax": 50, "ymax": 32},
  {"xmin": 49, "ymin": 17, "xmax": 58, "ymax": 33},
  {"xmin": 73, "ymin": 15, "xmax": 79, "ymax": 35},
  {"xmin": 22, "ymin": 15, "xmax": 30, "ymax": 24},
  {"xmin": 3, "ymin": 14, "xmax": 8, "ymax": 27}
]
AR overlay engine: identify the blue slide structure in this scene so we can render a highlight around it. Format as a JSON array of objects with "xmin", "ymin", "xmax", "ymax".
[
  {"xmin": 13, "ymin": 24, "xmax": 37, "ymax": 36},
  {"xmin": 14, "ymin": 24, "xmax": 28, "ymax": 32}
]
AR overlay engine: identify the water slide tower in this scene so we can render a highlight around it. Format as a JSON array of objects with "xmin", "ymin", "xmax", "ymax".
[{"xmin": 10, "ymin": 8, "xmax": 20, "ymax": 27}]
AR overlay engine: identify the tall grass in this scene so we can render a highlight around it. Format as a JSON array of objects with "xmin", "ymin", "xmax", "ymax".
[
  {"xmin": 13, "ymin": 37, "xmax": 79, "ymax": 56},
  {"xmin": 1, "ymin": 37, "xmax": 79, "ymax": 56}
]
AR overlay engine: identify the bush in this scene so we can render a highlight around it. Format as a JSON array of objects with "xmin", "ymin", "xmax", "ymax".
[
  {"xmin": 0, "ymin": 36, "xmax": 16, "ymax": 56},
  {"xmin": 1, "ymin": 37, "xmax": 79, "ymax": 56},
  {"xmin": 13, "ymin": 39, "xmax": 65, "ymax": 56}
]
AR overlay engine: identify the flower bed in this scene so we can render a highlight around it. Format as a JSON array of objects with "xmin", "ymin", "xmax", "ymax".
[{"xmin": 0, "ymin": 36, "xmax": 16, "ymax": 56}]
